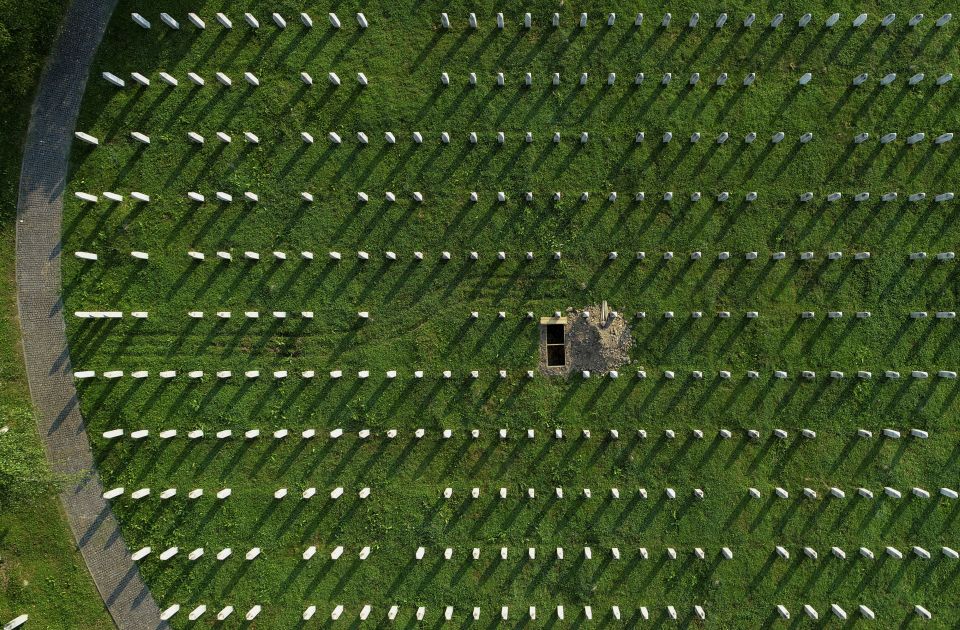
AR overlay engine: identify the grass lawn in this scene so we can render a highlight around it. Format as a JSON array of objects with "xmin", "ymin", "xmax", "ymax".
[
  {"xmin": 64, "ymin": 0, "xmax": 960, "ymax": 626},
  {"xmin": 0, "ymin": 0, "xmax": 114, "ymax": 627}
]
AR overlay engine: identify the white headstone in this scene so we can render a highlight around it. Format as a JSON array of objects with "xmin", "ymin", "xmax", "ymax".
[{"xmin": 160, "ymin": 13, "xmax": 180, "ymax": 29}]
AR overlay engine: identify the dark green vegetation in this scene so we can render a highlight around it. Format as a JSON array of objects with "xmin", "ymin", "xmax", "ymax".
[
  {"xmin": 66, "ymin": 1, "xmax": 960, "ymax": 626},
  {"xmin": 0, "ymin": 0, "xmax": 114, "ymax": 626}
]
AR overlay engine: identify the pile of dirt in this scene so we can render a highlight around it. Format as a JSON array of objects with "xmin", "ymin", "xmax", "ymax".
[{"xmin": 565, "ymin": 305, "xmax": 633, "ymax": 374}]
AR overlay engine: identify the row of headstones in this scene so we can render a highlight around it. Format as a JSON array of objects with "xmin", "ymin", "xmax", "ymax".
[
  {"xmin": 127, "ymin": 9, "xmax": 958, "ymax": 55},
  {"xmin": 779, "ymin": 604, "xmax": 932, "ymax": 621},
  {"xmin": 73, "ymin": 310, "xmax": 341, "ymax": 320},
  {"xmin": 138, "ymin": 546, "xmax": 960, "ymax": 577},
  {"xmin": 142, "ymin": 545, "xmax": 373, "ymax": 564},
  {"xmin": 63, "ymin": 303, "xmax": 952, "ymax": 337},
  {"xmin": 358, "ymin": 604, "xmax": 707, "ymax": 621},
  {"xmin": 160, "ymin": 604, "xmax": 261, "ymax": 622},
  {"xmin": 82, "ymin": 310, "xmax": 557, "ymax": 321},
  {"xmin": 99, "ymin": 427, "xmax": 930, "ymax": 442},
  {"xmin": 159, "ymin": 603, "xmax": 936, "ymax": 623},
  {"xmin": 330, "ymin": 604, "xmax": 923, "ymax": 623},
  {"xmin": 101, "ymin": 70, "xmax": 259, "ymax": 89},
  {"xmin": 626, "ymin": 249, "xmax": 875, "ymax": 261},
  {"xmin": 813, "ymin": 191, "xmax": 954, "ymax": 202},
  {"xmin": 639, "ymin": 369, "xmax": 959, "ymax": 380},
  {"xmin": 74, "ymin": 310, "xmax": 319, "ymax": 320},
  {"xmin": 163, "ymin": 603, "xmax": 707, "ymax": 622},
  {"xmin": 301, "ymin": 130, "xmax": 828, "ymax": 147},
  {"xmin": 67, "ymin": 303, "xmax": 897, "ymax": 325},
  {"xmin": 438, "ymin": 70, "xmax": 955, "ymax": 88},
  {"xmin": 851, "ymin": 71, "xmax": 954, "ymax": 87},
  {"xmin": 80, "ymin": 309, "xmax": 609, "ymax": 322},
  {"xmin": 438, "ymin": 70, "xmax": 763, "ymax": 87},
  {"xmin": 652, "ymin": 309, "xmax": 958, "ymax": 319},
  {"xmin": 307, "ymin": 129, "xmax": 957, "ymax": 148},
  {"xmin": 103, "ymin": 486, "xmax": 369, "ymax": 502},
  {"xmin": 68, "ymin": 248, "xmax": 960, "ymax": 265},
  {"xmin": 72, "ymin": 368, "xmax": 960, "ymax": 381},
  {"xmin": 412, "ymin": 545, "xmax": 728, "ymax": 562},
  {"xmin": 774, "ymin": 544, "xmax": 955, "ymax": 562},
  {"xmin": 80, "ymin": 308, "xmax": 938, "ymax": 323},
  {"xmin": 440, "ymin": 11, "xmax": 953, "ymax": 31},
  {"xmin": 854, "ymin": 131, "xmax": 955, "ymax": 145},
  {"xmin": 74, "ymin": 368, "xmax": 960, "ymax": 381},
  {"xmin": 75, "ymin": 308, "xmax": 960, "ymax": 324},
  {"xmin": 133, "ymin": 11, "xmax": 367, "ymax": 31},
  {"xmin": 143, "ymin": 545, "xmax": 732, "ymax": 563},
  {"xmin": 76, "ymin": 130, "xmax": 259, "ymax": 147},
  {"xmin": 104, "ymin": 66, "xmax": 960, "ymax": 92},
  {"xmin": 135, "ymin": 10, "xmax": 956, "ymax": 33},
  {"xmin": 654, "ymin": 310, "xmax": 863, "ymax": 320},
  {"xmin": 436, "ymin": 485, "xmax": 953, "ymax": 501},
  {"xmin": 187, "ymin": 191, "xmax": 257, "ymax": 203},
  {"xmin": 75, "ymin": 129, "xmax": 957, "ymax": 150},
  {"xmin": 71, "ymin": 188, "xmax": 960, "ymax": 205},
  {"xmin": 324, "ymin": 604, "xmax": 699, "ymax": 622},
  {"xmin": 77, "ymin": 369, "xmax": 536, "ymax": 380},
  {"xmin": 187, "ymin": 309, "xmax": 312, "ymax": 319},
  {"xmin": 133, "ymin": 545, "xmax": 265, "ymax": 562},
  {"xmin": 756, "ymin": 485, "xmax": 949, "ymax": 501},
  {"xmin": 70, "ymin": 175, "xmax": 955, "ymax": 210},
  {"xmin": 104, "ymin": 484, "xmax": 957, "ymax": 504},
  {"xmin": 106, "ymin": 68, "xmax": 842, "ymax": 91},
  {"xmin": 300, "ymin": 71, "xmax": 370, "ymax": 87},
  {"xmin": 409, "ymin": 545, "xmax": 953, "ymax": 564}
]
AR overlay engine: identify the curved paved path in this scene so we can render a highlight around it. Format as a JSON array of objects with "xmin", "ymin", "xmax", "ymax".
[{"xmin": 16, "ymin": 1, "xmax": 166, "ymax": 628}]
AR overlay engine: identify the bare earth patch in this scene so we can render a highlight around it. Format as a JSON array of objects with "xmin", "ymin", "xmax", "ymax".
[{"xmin": 540, "ymin": 305, "xmax": 633, "ymax": 376}]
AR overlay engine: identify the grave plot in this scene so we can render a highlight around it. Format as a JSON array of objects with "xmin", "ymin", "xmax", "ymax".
[{"xmin": 62, "ymin": 3, "xmax": 960, "ymax": 626}]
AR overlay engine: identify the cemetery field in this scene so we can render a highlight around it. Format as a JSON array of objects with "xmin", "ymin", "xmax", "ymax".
[{"xmin": 61, "ymin": 0, "xmax": 960, "ymax": 626}]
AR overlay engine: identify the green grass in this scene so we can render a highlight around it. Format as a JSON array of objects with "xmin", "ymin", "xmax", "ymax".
[
  {"xmin": 0, "ymin": 259, "xmax": 114, "ymax": 629},
  {"xmin": 0, "ymin": 0, "xmax": 114, "ymax": 627},
  {"xmin": 64, "ymin": 1, "xmax": 960, "ymax": 626}
]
